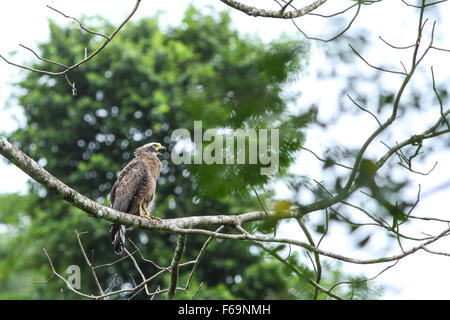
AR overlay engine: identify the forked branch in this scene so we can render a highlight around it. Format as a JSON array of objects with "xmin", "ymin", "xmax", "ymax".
[{"xmin": 0, "ymin": 0, "xmax": 142, "ymax": 93}]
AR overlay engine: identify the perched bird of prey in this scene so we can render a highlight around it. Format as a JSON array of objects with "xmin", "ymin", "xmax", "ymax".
[{"xmin": 110, "ymin": 142, "xmax": 166, "ymax": 254}]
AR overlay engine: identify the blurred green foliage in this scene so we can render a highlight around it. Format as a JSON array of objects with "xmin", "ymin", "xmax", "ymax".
[{"xmin": 0, "ymin": 6, "xmax": 378, "ymax": 299}]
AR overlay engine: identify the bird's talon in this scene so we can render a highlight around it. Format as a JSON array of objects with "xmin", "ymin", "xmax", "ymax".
[{"xmin": 140, "ymin": 213, "xmax": 161, "ymax": 221}]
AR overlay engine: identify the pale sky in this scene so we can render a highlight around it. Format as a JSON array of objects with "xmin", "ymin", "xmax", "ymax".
[{"xmin": 0, "ymin": 0, "xmax": 449, "ymax": 299}]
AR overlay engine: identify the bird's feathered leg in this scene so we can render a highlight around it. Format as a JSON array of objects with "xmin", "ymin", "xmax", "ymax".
[{"xmin": 139, "ymin": 201, "xmax": 161, "ymax": 221}]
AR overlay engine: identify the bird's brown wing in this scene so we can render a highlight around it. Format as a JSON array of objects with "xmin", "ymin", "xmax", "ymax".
[{"xmin": 110, "ymin": 160, "xmax": 148, "ymax": 213}]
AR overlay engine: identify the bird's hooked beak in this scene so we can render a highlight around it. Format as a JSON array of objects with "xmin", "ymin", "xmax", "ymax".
[{"xmin": 154, "ymin": 144, "xmax": 166, "ymax": 155}]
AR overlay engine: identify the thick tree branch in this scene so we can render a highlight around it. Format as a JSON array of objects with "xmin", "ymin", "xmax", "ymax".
[
  {"xmin": 219, "ymin": 0, "xmax": 327, "ymax": 19},
  {"xmin": 0, "ymin": 136, "xmax": 301, "ymax": 231},
  {"xmin": 167, "ymin": 234, "xmax": 187, "ymax": 300}
]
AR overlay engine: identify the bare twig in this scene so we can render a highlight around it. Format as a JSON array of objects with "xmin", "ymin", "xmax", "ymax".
[
  {"xmin": 42, "ymin": 248, "xmax": 96, "ymax": 299},
  {"xmin": 253, "ymin": 187, "xmax": 270, "ymax": 216},
  {"xmin": 300, "ymin": 146, "xmax": 352, "ymax": 170},
  {"xmin": 349, "ymin": 44, "xmax": 407, "ymax": 76},
  {"xmin": 347, "ymin": 94, "xmax": 382, "ymax": 127},
  {"xmin": 431, "ymin": 66, "xmax": 450, "ymax": 130},
  {"xmin": 328, "ymin": 260, "xmax": 399, "ymax": 296},
  {"xmin": 379, "ymin": 36, "xmax": 416, "ymax": 50},
  {"xmin": 124, "ymin": 248, "xmax": 151, "ymax": 296},
  {"xmin": 94, "ymin": 250, "xmax": 137, "ymax": 269},
  {"xmin": 297, "ymin": 218, "xmax": 322, "ymax": 300},
  {"xmin": 288, "ymin": 1, "xmax": 383, "ymax": 42},
  {"xmin": 192, "ymin": 282, "xmax": 204, "ymax": 299},
  {"xmin": 18, "ymin": 44, "xmax": 69, "ymax": 68},
  {"xmin": 184, "ymin": 226, "xmax": 225, "ymax": 292},
  {"xmin": 105, "ymin": 274, "xmax": 117, "ymax": 294},
  {"xmin": 75, "ymin": 230, "xmax": 104, "ymax": 296},
  {"xmin": 128, "ymin": 239, "xmax": 170, "ymax": 271},
  {"xmin": 47, "ymin": 5, "xmax": 110, "ymax": 40},
  {"xmin": 0, "ymin": 0, "xmax": 142, "ymax": 91}
]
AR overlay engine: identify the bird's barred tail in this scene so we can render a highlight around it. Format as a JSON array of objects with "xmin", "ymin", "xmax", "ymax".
[{"xmin": 111, "ymin": 223, "xmax": 126, "ymax": 255}]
